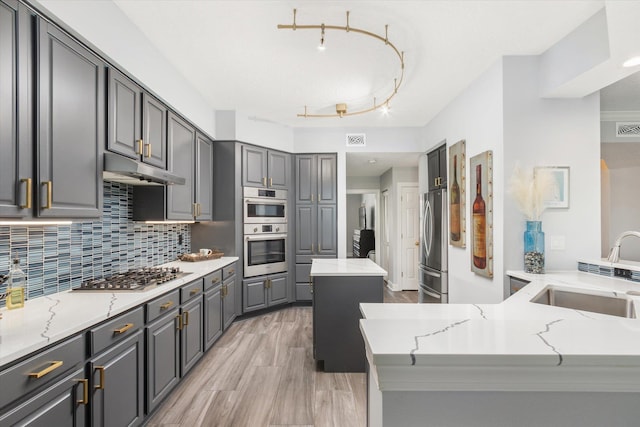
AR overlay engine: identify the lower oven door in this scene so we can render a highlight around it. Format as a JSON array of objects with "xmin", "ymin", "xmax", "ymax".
[{"xmin": 244, "ymin": 233, "xmax": 288, "ymax": 277}]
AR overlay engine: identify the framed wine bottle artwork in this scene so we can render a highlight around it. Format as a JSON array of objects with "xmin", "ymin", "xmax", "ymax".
[
  {"xmin": 469, "ymin": 150, "xmax": 493, "ymax": 278},
  {"xmin": 449, "ymin": 140, "xmax": 466, "ymax": 248}
]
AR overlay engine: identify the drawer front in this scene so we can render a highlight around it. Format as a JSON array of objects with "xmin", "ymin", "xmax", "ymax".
[
  {"xmin": 181, "ymin": 278, "xmax": 204, "ymax": 304},
  {"xmin": 203, "ymin": 270, "xmax": 222, "ymax": 292},
  {"xmin": 223, "ymin": 263, "xmax": 236, "ymax": 280},
  {"xmin": 0, "ymin": 334, "xmax": 85, "ymax": 411},
  {"xmin": 90, "ymin": 307, "xmax": 144, "ymax": 356},
  {"xmin": 295, "ymin": 283, "xmax": 312, "ymax": 301},
  {"xmin": 146, "ymin": 289, "xmax": 180, "ymax": 323},
  {"xmin": 295, "ymin": 264, "xmax": 312, "ymax": 283}
]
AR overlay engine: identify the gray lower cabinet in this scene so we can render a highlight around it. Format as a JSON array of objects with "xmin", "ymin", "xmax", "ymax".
[
  {"xmin": 204, "ymin": 284, "xmax": 223, "ymax": 350},
  {"xmin": 37, "ymin": 19, "xmax": 104, "ymax": 218},
  {"xmin": 242, "ymin": 145, "xmax": 290, "ymax": 189},
  {"xmin": 222, "ymin": 275, "xmax": 237, "ymax": 329},
  {"xmin": 0, "ymin": 368, "xmax": 87, "ymax": 426},
  {"xmin": 180, "ymin": 283, "xmax": 205, "ymax": 376},
  {"xmin": 242, "ymin": 272, "xmax": 288, "ymax": 313},
  {"xmin": 295, "ymin": 263, "xmax": 312, "ymax": 301},
  {"xmin": 145, "ymin": 307, "xmax": 180, "ymax": 413}
]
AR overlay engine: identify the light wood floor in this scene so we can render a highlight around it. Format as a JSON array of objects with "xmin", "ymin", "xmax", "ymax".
[{"xmin": 147, "ymin": 290, "xmax": 417, "ymax": 427}]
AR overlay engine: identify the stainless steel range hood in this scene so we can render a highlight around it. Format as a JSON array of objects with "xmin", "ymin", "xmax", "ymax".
[{"xmin": 103, "ymin": 152, "xmax": 185, "ymax": 186}]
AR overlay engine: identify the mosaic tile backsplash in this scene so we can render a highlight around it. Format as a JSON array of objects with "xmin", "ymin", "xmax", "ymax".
[{"xmin": 0, "ymin": 182, "xmax": 191, "ymax": 305}]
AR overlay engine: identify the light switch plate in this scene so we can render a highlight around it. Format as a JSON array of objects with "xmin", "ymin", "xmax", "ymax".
[{"xmin": 549, "ymin": 235, "xmax": 565, "ymax": 250}]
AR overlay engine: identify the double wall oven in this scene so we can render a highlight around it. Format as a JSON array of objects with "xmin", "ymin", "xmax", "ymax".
[{"xmin": 243, "ymin": 187, "xmax": 288, "ymax": 277}]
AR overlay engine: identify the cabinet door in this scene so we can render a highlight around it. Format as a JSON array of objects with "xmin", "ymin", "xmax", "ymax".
[
  {"xmin": 37, "ymin": 21, "xmax": 103, "ymax": 218},
  {"xmin": 317, "ymin": 154, "xmax": 337, "ymax": 204},
  {"xmin": 242, "ymin": 277, "xmax": 267, "ymax": 312},
  {"xmin": 427, "ymin": 150, "xmax": 440, "ymax": 191},
  {"xmin": 438, "ymin": 144, "xmax": 448, "ymax": 187},
  {"xmin": 242, "ymin": 145, "xmax": 268, "ymax": 188},
  {"xmin": 195, "ymin": 133, "xmax": 213, "ymax": 221},
  {"xmin": 0, "ymin": 0, "xmax": 32, "ymax": 218},
  {"xmin": 222, "ymin": 277, "xmax": 236, "ymax": 329},
  {"xmin": 204, "ymin": 287, "xmax": 222, "ymax": 350},
  {"xmin": 167, "ymin": 112, "xmax": 195, "ymax": 220},
  {"xmin": 267, "ymin": 150, "xmax": 290, "ymax": 189},
  {"xmin": 180, "ymin": 296, "xmax": 204, "ymax": 376},
  {"xmin": 142, "ymin": 93, "xmax": 167, "ymax": 169},
  {"xmin": 268, "ymin": 274, "xmax": 288, "ymax": 306},
  {"xmin": 91, "ymin": 330, "xmax": 144, "ymax": 427},
  {"xmin": 107, "ymin": 67, "xmax": 141, "ymax": 160},
  {"xmin": 295, "ymin": 204, "xmax": 316, "ymax": 262},
  {"xmin": 317, "ymin": 204, "xmax": 337, "ymax": 257},
  {"xmin": 295, "ymin": 154, "xmax": 316, "ymax": 204},
  {"xmin": 145, "ymin": 309, "xmax": 180, "ymax": 413},
  {"xmin": 0, "ymin": 368, "xmax": 86, "ymax": 427}
]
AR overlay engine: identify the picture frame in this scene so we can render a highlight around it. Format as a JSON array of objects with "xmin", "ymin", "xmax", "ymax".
[
  {"xmin": 536, "ymin": 166, "xmax": 570, "ymax": 208},
  {"xmin": 448, "ymin": 140, "xmax": 466, "ymax": 248},
  {"xmin": 469, "ymin": 150, "xmax": 493, "ymax": 278}
]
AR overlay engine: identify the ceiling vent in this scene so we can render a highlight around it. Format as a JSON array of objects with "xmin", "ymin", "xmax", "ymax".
[
  {"xmin": 616, "ymin": 122, "xmax": 640, "ymax": 137},
  {"xmin": 346, "ymin": 133, "xmax": 366, "ymax": 147}
]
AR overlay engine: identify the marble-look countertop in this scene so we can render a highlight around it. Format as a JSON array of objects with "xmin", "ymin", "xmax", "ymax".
[
  {"xmin": 310, "ymin": 258, "xmax": 387, "ymax": 277},
  {"xmin": 360, "ymin": 270, "xmax": 640, "ymax": 392},
  {"xmin": 0, "ymin": 257, "xmax": 238, "ymax": 367}
]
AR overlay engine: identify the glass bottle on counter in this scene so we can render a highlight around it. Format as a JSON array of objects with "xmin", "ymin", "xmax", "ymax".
[{"xmin": 6, "ymin": 256, "xmax": 26, "ymax": 309}]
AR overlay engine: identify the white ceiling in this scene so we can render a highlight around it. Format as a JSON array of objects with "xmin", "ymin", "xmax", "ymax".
[{"xmin": 110, "ymin": 0, "xmax": 607, "ymax": 129}]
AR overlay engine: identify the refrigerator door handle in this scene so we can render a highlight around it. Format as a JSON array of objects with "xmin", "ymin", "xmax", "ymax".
[
  {"xmin": 421, "ymin": 268, "xmax": 440, "ymax": 279},
  {"xmin": 421, "ymin": 286, "xmax": 442, "ymax": 299},
  {"xmin": 423, "ymin": 199, "xmax": 432, "ymax": 257}
]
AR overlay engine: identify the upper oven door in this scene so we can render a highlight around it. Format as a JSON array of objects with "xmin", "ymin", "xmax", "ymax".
[{"xmin": 244, "ymin": 198, "xmax": 287, "ymax": 223}]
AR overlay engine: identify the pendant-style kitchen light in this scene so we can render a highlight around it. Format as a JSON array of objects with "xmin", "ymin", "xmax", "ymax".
[{"xmin": 278, "ymin": 9, "xmax": 405, "ymax": 118}]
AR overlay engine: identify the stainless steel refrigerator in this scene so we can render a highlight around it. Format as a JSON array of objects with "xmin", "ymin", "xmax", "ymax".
[{"xmin": 419, "ymin": 188, "xmax": 448, "ymax": 303}]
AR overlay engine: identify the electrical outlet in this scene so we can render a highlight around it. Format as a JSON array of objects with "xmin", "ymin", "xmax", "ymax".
[{"xmin": 549, "ymin": 235, "xmax": 565, "ymax": 250}]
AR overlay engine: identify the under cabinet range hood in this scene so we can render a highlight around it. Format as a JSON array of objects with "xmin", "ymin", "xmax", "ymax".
[{"xmin": 103, "ymin": 152, "xmax": 185, "ymax": 186}]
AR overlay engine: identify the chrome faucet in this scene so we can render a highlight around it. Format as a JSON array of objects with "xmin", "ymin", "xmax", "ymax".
[{"xmin": 607, "ymin": 231, "xmax": 640, "ymax": 263}]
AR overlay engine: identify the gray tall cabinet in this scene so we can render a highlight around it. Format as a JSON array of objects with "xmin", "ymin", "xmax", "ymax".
[{"xmin": 295, "ymin": 154, "xmax": 338, "ymax": 301}]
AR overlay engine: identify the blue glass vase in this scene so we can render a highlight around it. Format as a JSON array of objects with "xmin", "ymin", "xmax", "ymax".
[{"xmin": 524, "ymin": 221, "xmax": 544, "ymax": 273}]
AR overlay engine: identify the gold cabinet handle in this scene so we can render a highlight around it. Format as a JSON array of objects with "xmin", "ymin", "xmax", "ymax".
[
  {"xmin": 20, "ymin": 178, "xmax": 32, "ymax": 209},
  {"xmin": 265, "ymin": 279, "xmax": 271, "ymax": 289},
  {"xmin": 183, "ymin": 311, "xmax": 189, "ymax": 326},
  {"xmin": 269, "ymin": 177, "xmax": 273, "ymax": 187},
  {"xmin": 28, "ymin": 360, "xmax": 63, "ymax": 378},
  {"xmin": 228, "ymin": 269, "xmax": 234, "ymax": 276},
  {"xmin": 94, "ymin": 366, "xmax": 105, "ymax": 390},
  {"xmin": 197, "ymin": 203, "xmax": 202, "ymax": 217},
  {"xmin": 136, "ymin": 139, "xmax": 143, "ymax": 155},
  {"xmin": 176, "ymin": 314, "xmax": 183, "ymax": 330},
  {"xmin": 262, "ymin": 177, "xmax": 267, "ymax": 187},
  {"xmin": 190, "ymin": 288, "xmax": 200, "ymax": 296},
  {"xmin": 311, "ymin": 193, "xmax": 314, "ymax": 202},
  {"xmin": 113, "ymin": 323, "xmax": 133, "ymax": 335},
  {"xmin": 75, "ymin": 378, "xmax": 88, "ymax": 405},
  {"xmin": 43, "ymin": 181, "xmax": 52, "ymax": 210},
  {"xmin": 221, "ymin": 284, "xmax": 226, "ymax": 298},
  {"xmin": 192, "ymin": 202, "xmax": 198, "ymax": 216},
  {"xmin": 309, "ymin": 278, "xmax": 313, "ymax": 294},
  {"xmin": 144, "ymin": 143, "xmax": 151, "ymax": 158},
  {"xmin": 160, "ymin": 301, "xmax": 174, "ymax": 310},
  {"xmin": 211, "ymin": 277, "xmax": 220, "ymax": 284}
]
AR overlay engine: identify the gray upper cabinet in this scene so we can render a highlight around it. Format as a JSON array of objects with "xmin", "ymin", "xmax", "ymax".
[
  {"xmin": 0, "ymin": 0, "xmax": 32, "ymax": 218},
  {"xmin": 37, "ymin": 20, "xmax": 104, "ymax": 218},
  {"xmin": 108, "ymin": 68, "xmax": 168, "ymax": 170},
  {"xmin": 427, "ymin": 144, "xmax": 447, "ymax": 191},
  {"xmin": 295, "ymin": 154, "xmax": 336, "ymax": 204},
  {"xmin": 195, "ymin": 133, "xmax": 213, "ymax": 221},
  {"xmin": 242, "ymin": 145, "xmax": 290, "ymax": 189},
  {"xmin": 167, "ymin": 112, "xmax": 195, "ymax": 220}
]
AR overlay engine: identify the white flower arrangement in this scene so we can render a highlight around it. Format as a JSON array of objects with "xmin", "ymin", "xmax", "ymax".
[{"xmin": 508, "ymin": 165, "xmax": 557, "ymax": 221}]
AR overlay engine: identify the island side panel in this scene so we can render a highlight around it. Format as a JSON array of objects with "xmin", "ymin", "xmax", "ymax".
[{"xmin": 313, "ymin": 275, "xmax": 384, "ymax": 372}]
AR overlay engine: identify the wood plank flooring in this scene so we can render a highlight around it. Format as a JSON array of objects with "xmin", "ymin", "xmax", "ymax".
[{"xmin": 147, "ymin": 289, "xmax": 417, "ymax": 427}]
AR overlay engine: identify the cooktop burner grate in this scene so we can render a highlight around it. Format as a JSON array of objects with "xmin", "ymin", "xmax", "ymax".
[{"xmin": 75, "ymin": 267, "xmax": 187, "ymax": 291}]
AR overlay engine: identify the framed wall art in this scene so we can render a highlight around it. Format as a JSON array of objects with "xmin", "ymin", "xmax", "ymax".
[
  {"xmin": 449, "ymin": 140, "xmax": 466, "ymax": 248},
  {"xmin": 535, "ymin": 166, "xmax": 570, "ymax": 208},
  {"xmin": 469, "ymin": 150, "xmax": 493, "ymax": 278}
]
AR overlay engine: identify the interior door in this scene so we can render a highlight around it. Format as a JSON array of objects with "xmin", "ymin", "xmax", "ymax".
[
  {"xmin": 400, "ymin": 185, "xmax": 420, "ymax": 290},
  {"xmin": 381, "ymin": 190, "xmax": 390, "ymax": 278}
]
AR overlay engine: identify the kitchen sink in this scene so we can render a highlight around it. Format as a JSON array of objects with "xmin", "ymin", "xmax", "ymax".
[{"xmin": 530, "ymin": 286, "xmax": 636, "ymax": 318}]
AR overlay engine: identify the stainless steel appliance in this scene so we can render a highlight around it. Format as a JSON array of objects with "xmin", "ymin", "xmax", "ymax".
[
  {"xmin": 103, "ymin": 152, "xmax": 186, "ymax": 186},
  {"xmin": 419, "ymin": 188, "xmax": 448, "ymax": 303},
  {"xmin": 74, "ymin": 267, "xmax": 187, "ymax": 291},
  {"xmin": 243, "ymin": 187, "xmax": 287, "ymax": 224},
  {"xmin": 243, "ymin": 223, "xmax": 288, "ymax": 277}
]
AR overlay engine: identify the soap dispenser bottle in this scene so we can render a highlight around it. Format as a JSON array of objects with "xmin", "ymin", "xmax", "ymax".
[{"xmin": 6, "ymin": 256, "xmax": 26, "ymax": 309}]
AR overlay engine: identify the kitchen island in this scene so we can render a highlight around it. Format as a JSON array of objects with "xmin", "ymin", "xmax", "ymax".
[
  {"xmin": 360, "ymin": 270, "xmax": 640, "ymax": 427},
  {"xmin": 310, "ymin": 258, "xmax": 386, "ymax": 372}
]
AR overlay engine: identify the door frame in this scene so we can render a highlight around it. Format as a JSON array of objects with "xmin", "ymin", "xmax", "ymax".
[
  {"xmin": 346, "ymin": 188, "xmax": 381, "ymax": 264},
  {"xmin": 396, "ymin": 182, "xmax": 419, "ymax": 291}
]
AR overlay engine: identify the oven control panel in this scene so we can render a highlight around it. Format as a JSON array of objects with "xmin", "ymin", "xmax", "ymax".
[{"xmin": 244, "ymin": 223, "xmax": 288, "ymax": 235}]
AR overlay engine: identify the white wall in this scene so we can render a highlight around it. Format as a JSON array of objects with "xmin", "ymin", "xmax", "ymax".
[
  {"xmin": 36, "ymin": 0, "xmax": 216, "ymax": 136},
  {"xmin": 346, "ymin": 195, "xmax": 362, "ymax": 257},
  {"xmin": 503, "ymin": 56, "xmax": 601, "ymax": 284},
  {"xmin": 421, "ymin": 60, "xmax": 505, "ymax": 303}
]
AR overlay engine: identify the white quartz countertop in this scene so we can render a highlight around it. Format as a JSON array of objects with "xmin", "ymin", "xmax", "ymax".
[
  {"xmin": 0, "ymin": 257, "xmax": 238, "ymax": 367},
  {"xmin": 310, "ymin": 258, "xmax": 387, "ymax": 277},
  {"xmin": 360, "ymin": 270, "xmax": 640, "ymax": 391}
]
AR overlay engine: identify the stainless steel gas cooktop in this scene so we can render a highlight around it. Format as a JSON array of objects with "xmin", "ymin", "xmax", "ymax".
[{"xmin": 74, "ymin": 267, "xmax": 187, "ymax": 291}]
